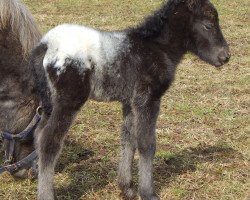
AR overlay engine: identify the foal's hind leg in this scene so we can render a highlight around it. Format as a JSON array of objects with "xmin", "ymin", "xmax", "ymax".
[
  {"xmin": 37, "ymin": 59, "xmax": 90, "ymax": 200},
  {"xmin": 133, "ymin": 99, "xmax": 160, "ymax": 200},
  {"xmin": 37, "ymin": 105, "xmax": 78, "ymax": 200},
  {"xmin": 118, "ymin": 104, "xmax": 137, "ymax": 199}
]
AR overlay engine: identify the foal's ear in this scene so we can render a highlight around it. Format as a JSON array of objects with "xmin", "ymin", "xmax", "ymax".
[{"xmin": 186, "ymin": 0, "xmax": 207, "ymax": 12}]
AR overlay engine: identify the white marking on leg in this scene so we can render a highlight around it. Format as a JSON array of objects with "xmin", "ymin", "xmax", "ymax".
[
  {"xmin": 118, "ymin": 144, "xmax": 134, "ymax": 186},
  {"xmin": 139, "ymin": 155, "xmax": 154, "ymax": 195},
  {"xmin": 38, "ymin": 166, "xmax": 54, "ymax": 200}
]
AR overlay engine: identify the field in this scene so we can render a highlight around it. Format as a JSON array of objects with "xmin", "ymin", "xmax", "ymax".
[{"xmin": 0, "ymin": 0, "xmax": 249, "ymax": 199}]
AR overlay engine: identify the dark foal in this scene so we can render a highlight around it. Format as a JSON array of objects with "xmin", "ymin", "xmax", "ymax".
[{"xmin": 32, "ymin": 0, "xmax": 230, "ymax": 199}]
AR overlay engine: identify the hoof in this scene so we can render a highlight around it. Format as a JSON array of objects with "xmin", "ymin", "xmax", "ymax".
[
  {"xmin": 120, "ymin": 187, "xmax": 137, "ymax": 200},
  {"xmin": 38, "ymin": 193, "xmax": 55, "ymax": 200},
  {"xmin": 140, "ymin": 194, "xmax": 160, "ymax": 200}
]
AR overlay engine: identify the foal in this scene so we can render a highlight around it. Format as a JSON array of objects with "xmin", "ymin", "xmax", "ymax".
[{"xmin": 32, "ymin": 0, "xmax": 230, "ymax": 199}]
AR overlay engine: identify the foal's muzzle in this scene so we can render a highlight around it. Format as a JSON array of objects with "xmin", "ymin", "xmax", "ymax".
[{"xmin": 215, "ymin": 47, "xmax": 231, "ymax": 67}]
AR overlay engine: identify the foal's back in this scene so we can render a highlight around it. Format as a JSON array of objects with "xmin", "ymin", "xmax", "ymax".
[{"xmin": 41, "ymin": 24, "xmax": 137, "ymax": 102}]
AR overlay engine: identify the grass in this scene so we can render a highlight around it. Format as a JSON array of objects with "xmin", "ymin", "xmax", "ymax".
[{"xmin": 0, "ymin": 0, "xmax": 249, "ymax": 199}]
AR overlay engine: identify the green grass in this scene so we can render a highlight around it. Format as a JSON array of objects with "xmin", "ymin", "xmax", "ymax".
[{"xmin": 0, "ymin": 0, "xmax": 249, "ymax": 199}]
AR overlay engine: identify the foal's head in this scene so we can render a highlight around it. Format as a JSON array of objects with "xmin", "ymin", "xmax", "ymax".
[
  {"xmin": 171, "ymin": 0, "xmax": 230, "ymax": 67},
  {"xmin": 187, "ymin": 0, "xmax": 230, "ymax": 66}
]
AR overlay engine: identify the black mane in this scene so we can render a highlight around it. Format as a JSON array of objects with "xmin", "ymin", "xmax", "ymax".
[{"xmin": 130, "ymin": 0, "xmax": 184, "ymax": 39}]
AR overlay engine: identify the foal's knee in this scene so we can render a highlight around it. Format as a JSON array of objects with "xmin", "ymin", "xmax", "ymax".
[
  {"xmin": 137, "ymin": 137, "xmax": 156, "ymax": 157},
  {"xmin": 38, "ymin": 129, "xmax": 61, "ymax": 164}
]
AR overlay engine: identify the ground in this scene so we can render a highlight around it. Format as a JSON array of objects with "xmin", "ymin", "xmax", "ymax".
[{"xmin": 0, "ymin": 0, "xmax": 249, "ymax": 199}]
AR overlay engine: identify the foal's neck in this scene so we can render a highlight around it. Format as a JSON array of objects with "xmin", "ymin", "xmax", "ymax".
[
  {"xmin": 155, "ymin": 27, "xmax": 188, "ymax": 64},
  {"xmin": 129, "ymin": 1, "xmax": 188, "ymax": 64}
]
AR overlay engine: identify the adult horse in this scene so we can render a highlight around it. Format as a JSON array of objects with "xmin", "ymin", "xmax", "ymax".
[
  {"xmin": 32, "ymin": 0, "xmax": 230, "ymax": 199},
  {"xmin": 0, "ymin": 0, "xmax": 41, "ymax": 178}
]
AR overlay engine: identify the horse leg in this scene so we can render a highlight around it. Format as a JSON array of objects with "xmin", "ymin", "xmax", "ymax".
[
  {"xmin": 37, "ymin": 104, "xmax": 78, "ymax": 200},
  {"xmin": 118, "ymin": 104, "xmax": 137, "ymax": 199},
  {"xmin": 30, "ymin": 108, "xmax": 51, "ymax": 179},
  {"xmin": 36, "ymin": 58, "xmax": 91, "ymax": 200},
  {"xmin": 134, "ymin": 100, "xmax": 160, "ymax": 200}
]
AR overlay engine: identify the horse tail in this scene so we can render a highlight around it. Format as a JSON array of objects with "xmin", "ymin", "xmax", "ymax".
[
  {"xmin": 30, "ymin": 43, "xmax": 52, "ymax": 116},
  {"xmin": 0, "ymin": 0, "xmax": 41, "ymax": 57}
]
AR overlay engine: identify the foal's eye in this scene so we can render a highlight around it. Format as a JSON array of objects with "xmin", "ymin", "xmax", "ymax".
[{"xmin": 203, "ymin": 23, "xmax": 213, "ymax": 31}]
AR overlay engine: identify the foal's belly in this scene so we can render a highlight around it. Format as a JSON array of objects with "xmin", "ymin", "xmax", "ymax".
[
  {"xmin": 89, "ymin": 74, "xmax": 125, "ymax": 102},
  {"xmin": 89, "ymin": 65, "xmax": 131, "ymax": 102}
]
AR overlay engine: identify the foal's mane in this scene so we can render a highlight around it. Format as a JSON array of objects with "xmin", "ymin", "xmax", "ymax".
[
  {"xmin": 131, "ymin": 0, "xmax": 207, "ymax": 39},
  {"xmin": 130, "ymin": 0, "xmax": 184, "ymax": 39},
  {"xmin": 0, "ymin": 0, "xmax": 41, "ymax": 57}
]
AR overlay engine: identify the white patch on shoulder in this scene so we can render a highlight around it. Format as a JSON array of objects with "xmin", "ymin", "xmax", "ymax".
[
  {"xmin": 41, "ymin": 24, "xmax": 101, "ymax": 74},
  {"xmin": 41, "ymin": 23, "xmax": 129, "ymax": 80}
]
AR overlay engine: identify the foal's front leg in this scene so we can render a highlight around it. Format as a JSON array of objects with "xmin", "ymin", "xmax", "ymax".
[
  {"xmin": 134, "ymin": 100, "xmax": 160, "ymax": 200},
  {"xmin": 118, "ymin": 104, "xmax": 137, "ymax": 199}
]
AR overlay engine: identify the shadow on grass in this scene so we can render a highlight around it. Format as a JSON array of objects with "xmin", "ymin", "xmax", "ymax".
[
  {"xmin": 154, "ymin": 144, "xmax": 244, "ymax": 192},
  {"xmin": 55, "ymin": 141, "xmax": 244, "ymax": 199},
  {"xmin": 55, "ymin": 139, "xmax": 117, "ymax": 199}
]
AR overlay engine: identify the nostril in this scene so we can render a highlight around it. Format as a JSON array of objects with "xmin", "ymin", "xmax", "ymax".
[
  {"xmin": 224, "ymin": 56, "xmax": 230, "ymax": 63},
  {"xmin": 218, "ymin": 55, "xmax": 226, "ymax": 62},
  {"xmin": 224, "ymin": 51, "xmax": 231, "ymax": 63},
  {"xmin": 218, "ymin": 50, "xmax": 230, "ymax": 63}
]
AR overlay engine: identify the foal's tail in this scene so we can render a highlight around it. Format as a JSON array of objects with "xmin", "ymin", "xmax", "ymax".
[{"xmin": 30, "ymin": 43, "xmax": 52, "ymax": 116}]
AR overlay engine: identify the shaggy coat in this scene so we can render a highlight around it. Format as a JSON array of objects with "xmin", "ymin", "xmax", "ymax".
[{"xmin": 32, "ymin": 0, "xmax": 230, "ymax": 199}]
